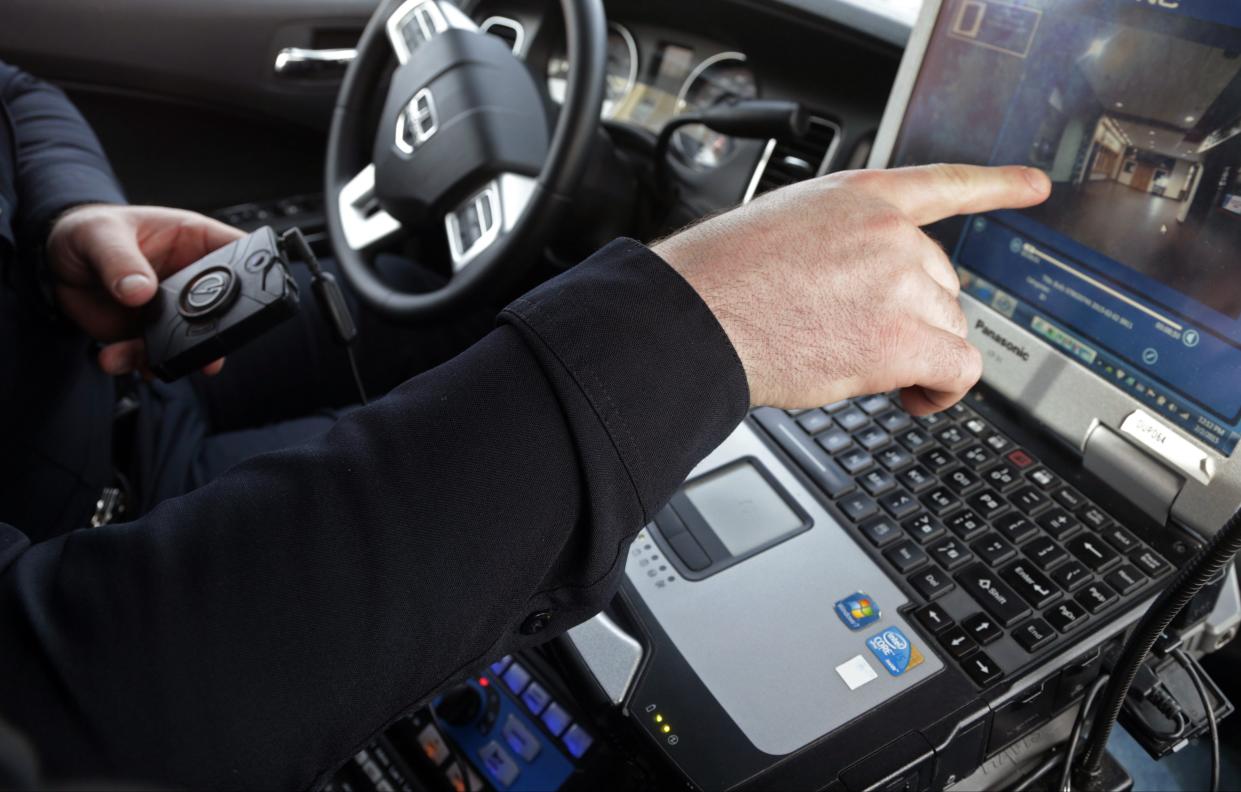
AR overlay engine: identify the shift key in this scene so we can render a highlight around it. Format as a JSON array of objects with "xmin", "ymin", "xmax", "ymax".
[
  {"xmin": 754, "ymin": 409, "xmax": 855, "ymax": 497},
  {"xmin": 957, "ymin": 562, "xmax": 1031, "ymax": 627}
]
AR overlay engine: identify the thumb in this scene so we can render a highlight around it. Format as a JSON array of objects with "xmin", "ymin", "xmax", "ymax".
[{"xmin": 82, "ymin": 220, "xmax": 160, "ymax": 307}]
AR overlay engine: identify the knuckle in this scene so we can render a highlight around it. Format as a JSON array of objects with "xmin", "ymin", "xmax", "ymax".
[{"xmin": 929, "ymin": 162, "xmax": 972, "ymax": 194}]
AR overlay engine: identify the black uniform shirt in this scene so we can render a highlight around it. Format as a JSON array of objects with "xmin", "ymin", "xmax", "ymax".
[{"xmin": 0, "ymin": 63, "xmax": 750, "ymax": 789}]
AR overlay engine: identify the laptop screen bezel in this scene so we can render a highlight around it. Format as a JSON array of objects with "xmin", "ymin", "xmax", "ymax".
[{"xmin": 865, "ymin": 0, "xmax": 1241, "ymax": 531}]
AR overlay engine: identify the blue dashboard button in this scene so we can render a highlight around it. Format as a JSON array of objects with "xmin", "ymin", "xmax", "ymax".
[
  {"xmin": 502, "ymin": 662, "xmax": 531, "ymax": 694},
  {"xmin": 477, "ymin": 741, "xmax": 520, "ymax": 789},
  {"xmin": 489, "ymin": 655, "xmax": 513, "ymax": 675},
  {"xmin": 521, "ymin": 682, "xmax": 551, "ymax": 715},
  {"xmin": 501, "ymin": 713, "xmax": 541, "ymax": 762},
  {"xmin": 563, "ymin": 723, "xmax": 594, "ymax": 758},
  {"xmin": 541, "ymin": 702, "xmax": 572, "ymax": 737}
]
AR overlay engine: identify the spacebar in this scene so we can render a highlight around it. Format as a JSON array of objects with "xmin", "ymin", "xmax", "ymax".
[
  {"xmin": 956, "ymin": 563, "xmax": 1031, "ymax": 627},
  {"xmin": 753, "ymin": 408, "xmax": 855, "ymax": 498}
]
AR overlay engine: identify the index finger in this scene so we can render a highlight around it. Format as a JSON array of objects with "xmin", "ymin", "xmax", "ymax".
[{"xmin": 858, "ymin": 164, "xmax": 1051, "ymax": 227}]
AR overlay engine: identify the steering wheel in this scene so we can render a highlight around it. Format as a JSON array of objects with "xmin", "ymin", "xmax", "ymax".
[{"xmin": 325, "ymin": 0, "xmax": 606, "ymax": 322}]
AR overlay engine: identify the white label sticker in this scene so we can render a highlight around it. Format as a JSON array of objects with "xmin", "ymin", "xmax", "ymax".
[{"xmin": 835, "ymin": 654, "xmax": 879, "ymax": 691}]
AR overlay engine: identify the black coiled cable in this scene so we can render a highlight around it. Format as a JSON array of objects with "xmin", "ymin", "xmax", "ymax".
[{"xmin": 1074, "ymin": 506, "xmax": 1241, "ymax": 786}]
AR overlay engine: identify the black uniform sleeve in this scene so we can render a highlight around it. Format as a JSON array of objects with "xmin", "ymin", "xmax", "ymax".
[
  {"xmin": 0, "ymin": 62, "xmax": 126, "ymax": 246},
  {"xmin": 0, "ymin": 238, "xmax": 749, "ymax": 790}
]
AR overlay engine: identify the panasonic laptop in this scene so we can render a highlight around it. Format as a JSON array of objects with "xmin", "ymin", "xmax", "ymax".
[{"xmin": 562, "ymin": 1, "xmax": 1241, "ymax": 790}]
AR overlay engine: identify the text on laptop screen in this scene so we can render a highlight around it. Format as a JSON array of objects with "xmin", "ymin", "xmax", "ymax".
[{"xmin": 891, "ymin": 0, "xmax": 1241, "ymax": 454}]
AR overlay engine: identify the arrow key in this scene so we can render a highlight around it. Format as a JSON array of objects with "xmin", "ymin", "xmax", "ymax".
[
  {"xmin": 962, "ymin": 651, "xmax": 1004, "ymax": 687},
  {"xmin": 963, "ymin": 612, "xmax": 1003, "ymax": 645},
  {"xmin": 938, "ymin": 625, "xmax": 978, "ymax": 659},
  {"xmin": 1066, "ymin": 534, "xmax": 1120, "ymax": 573}
]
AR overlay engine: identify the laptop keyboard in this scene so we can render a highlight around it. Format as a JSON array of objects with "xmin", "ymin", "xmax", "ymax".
[{"xmin": 753, "ymin": 395, "xmax": 1170, "ymax": 688}]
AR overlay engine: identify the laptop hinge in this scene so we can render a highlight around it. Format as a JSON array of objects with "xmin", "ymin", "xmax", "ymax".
[{"xmin": 1083, "ymin": 421, "xmax": 1183, "ymax": 524}]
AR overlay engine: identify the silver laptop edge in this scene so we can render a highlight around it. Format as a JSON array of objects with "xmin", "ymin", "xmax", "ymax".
[{"xmin": 867, "ymin": 0, "xmax": 1241, "ymax": 537}]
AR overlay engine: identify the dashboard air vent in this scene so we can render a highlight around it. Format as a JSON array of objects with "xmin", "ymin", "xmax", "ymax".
[{"xmin": 744, "ymin": 116, "xmax": 842, "ymax": 203}]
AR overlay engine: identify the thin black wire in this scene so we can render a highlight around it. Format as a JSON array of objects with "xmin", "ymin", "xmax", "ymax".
[
  {"xmin": 1060, "ymin": 675, "xmax": 1110, "ymax": 792},
  {"xmin": 1174, "ymin": 649, "xmax": 1219, "ymax": 792},
  {"xmin": 345, "ymin": 345, "xmax": 368, "ymax": 406}
]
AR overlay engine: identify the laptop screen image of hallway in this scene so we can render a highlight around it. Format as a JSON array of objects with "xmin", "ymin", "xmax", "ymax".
[{"xmin": 891, "ymin": 0, "xmax": 1241, "ymax": 454}]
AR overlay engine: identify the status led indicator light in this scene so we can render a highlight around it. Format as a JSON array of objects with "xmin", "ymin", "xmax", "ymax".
[
  {"xmin": 661, "ymin": 724, "xmax": 672, "ymax": 734},
  {"xmin": 654, "ymin": 714, "xmax": 663, "ymax": 723}
]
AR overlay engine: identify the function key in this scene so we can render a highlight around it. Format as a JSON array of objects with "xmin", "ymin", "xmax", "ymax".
[
  {"xmin": 1037, "ymin": 508, "xmax": 1081, "ymax": 542},
  {"xmin": 899, "ymin": 465, "xmax": 936, "ymax": 493},
  {"xmin": 995, "ymin": 512, "xmax": 1038, "ymax": 545},
  {"xmin": 922, "ymin": 487, "xmax": 960, "ymax": 516},
  {"xmin": 1006, "ymin": 449, "xmax": 1037, "ymax": 469},
  {"xmin": 972, "ymin": 533, "xmax": 1017, "ymax": 566},
  {"xmin": 959, "ymin": 444, "xmax": 994, "ymax": 470},
  {"xmin": 753, "ymin": 408, "xmax": 855, "ymax": 498},
  {"xmin": 963, "ymin": 416, "xmax": 990, "ymax": 436},
  {"xmin": 963, "ymin": 612, "xmax": 1003, "ymax": 645},
  {"xmin": 1010, "ymin": 485, "xmax": 1052, "ymax": 515},
  {"xmin": 835, "ymin": 407, "xmax": 870, "ymax": 432},
  {"xmin": 1129, "ymin": 548, "xmax": 1170, "ymax": 578},
  {"xmin": 1013, "ymin": 618, "xmax": 1056, "ymax": 652},
  {"xmin": 938, "ymin": 625, "xmax": 977, "ymax": 658},
  {"xmin": 918, "ymin": 412, "xmax": 950, "ymax": 429},
  {"xmin": 1001, "ymin": 560, "xmax": 1061, "ymax": 608},
  {"xmin": 859, "ymin": 515, "xmax": 902, "ymax": 547},
  {"xmin": 1079, "ymin": 506, "xmax": 1112, "ymax": 530},
  {"xmin": 796, "ymin": 410, "xmax": 833, "ymax": 434},
  {"xmin": 858, "ymin": 394, "xmax": 893, "ymax": 415},
  {"xmin": 944, "ymin": 467, "xmax": 983, "ymax": 496},
  {"xmin": 915, "ymin": 603, "xmax": 954, "ymax": 634},
  {"xmin": 1076, "ymin": 581, "xmax": 1118, "ymax": 614},
  {"xmin": 838, "ymin": 448, "xmax": 874, "ymax": 475},
  {"xmin": 816, "ymin": 427, "xmax": 854, "ymax": 454},
  {"xmin": 1045, "ymin": 600, "xmax": 1090, "ymax": 633},
  {"xmin": 880, "ymin": 489, "xmax": 921, "ymax": 519},
  {"xmin": 920, "ymin": 448, "xmax": 957, "ymax": 473},
  {"xmin": 839, "ymin": 492, "xmax": 879, "ymax": 522},
  {"xmin": 910, "ymin": 567, "xmax": 956, "ymax": 600},
  {"xmin": 1050, "ymin": 559, "xmax": 1092, "ymax": 592},
  {"xmin": 876, "ymin": 410, "xmax": 912, "ymax": 433},
  {"xmin": 903, "ymin": 512, "xmax": 946, "ymax": 544},
  {"xmin": 984, "ymin": 433, "xmax": 1014, "ymax": 454},
  {"xmin": 930, "ymin": 537, "xmax": 974, "ymax": 570},
  {"xmin": 946, "ymin": 509, "xmax": 987, "ymax": 541},
  {"xmin": 937, "ymin": 425, "xmax": 971, "ymax": 450},
  {"xmin": 859, "ymin": 468, "xmax": 896, "ymax": 496},
  {"xmin": 968, "ymin": 489, "xmax": 1009, "ymax": 521},
  {"xmin": 1026, "ymin": 467, "xmax": 1058, "ymax": 490},
  {"xmin": 898, "ymin": 428, "xmax": 934, "ymax": 453},
  {"xmin": 1053, "ymin": 487, "xmax": 1088, "ymax": 512},
  {"xmin": 957, "ymin": 562, "xmax": 1031, "ymax": 627},
  {"xmin": 984, "ymin": 462, "xmax": 1023, "ymax": 493},
  {"xmin": 855, "ymin": 425, "xmax": 891, "ymax": 451},
  {"xmin": 877, "ymin": 445, "xmax": 914, "ymax": 471},
  {"xmin": 1105, "ymin": 564, "xmax": 1146, "ymax": 595},
  {"xmin": 884, "ymin": 540, "xmax": 929, "ymax": 573},
  {"xmin": 961, "ymin": 651, "xmax": 1004, "ymax": 686},
  {"xmin": 1066, "ymin": 535, "xmax": 1121, "ymax": 573},
  {"xmin": 1026, "ymin": 536, "xmax": 1068, "ymax": 570}
]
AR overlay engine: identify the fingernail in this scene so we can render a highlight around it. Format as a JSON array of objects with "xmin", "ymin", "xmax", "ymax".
[
  {"xmin": 116, "ymin": 273, "xmax": 152, "ymax": 298},
  {"xmin": 1024, "ymin": 167, "xmax": 1049, "ymax": 193}
]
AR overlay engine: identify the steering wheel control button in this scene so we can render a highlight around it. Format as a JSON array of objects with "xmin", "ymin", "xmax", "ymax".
[{"xmin": 179, "ymin": 267, "xmax": 237, "ymax": 318}]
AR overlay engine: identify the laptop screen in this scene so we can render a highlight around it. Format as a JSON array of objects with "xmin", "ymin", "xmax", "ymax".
[{"xmin": 889, "ymin": 0, "xmax": 1241, "ymax": 455}]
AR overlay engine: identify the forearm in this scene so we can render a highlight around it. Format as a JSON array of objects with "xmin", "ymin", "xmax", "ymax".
[{"xmin": 0, "ymin": 240, "xmax": 748, "ymax": 789}]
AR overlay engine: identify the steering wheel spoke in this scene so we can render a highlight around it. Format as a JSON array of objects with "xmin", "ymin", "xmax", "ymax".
[
  {"xmin": 338, "ymin": 164, "xmax": 403, "ymax": 252},
  {"xmin": 386, "ymin": 0, "xmax": 477, "ymax": 64},
  {"xmin": 445, "ymin": 174, "xmax": 537, "ymax": 272}
]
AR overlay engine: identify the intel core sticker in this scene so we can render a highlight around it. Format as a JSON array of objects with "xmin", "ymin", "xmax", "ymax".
[
  {"xmin": 866, "ymin": 626, "xmax": 924, "ymax": 676},
  {"xmin": 834, "ymin": 592, "xmax": 880, "ymax": 630}
]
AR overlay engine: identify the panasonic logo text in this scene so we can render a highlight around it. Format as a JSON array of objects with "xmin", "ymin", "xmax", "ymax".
[{"xmin": 975, "ymin": 320, "xmax": 1030, "ymax": 362}]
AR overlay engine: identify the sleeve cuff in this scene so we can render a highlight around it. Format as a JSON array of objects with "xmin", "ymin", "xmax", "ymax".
[{"xmin": 500, "ymin": 237, "xmax": 750, "ymax": 521}]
